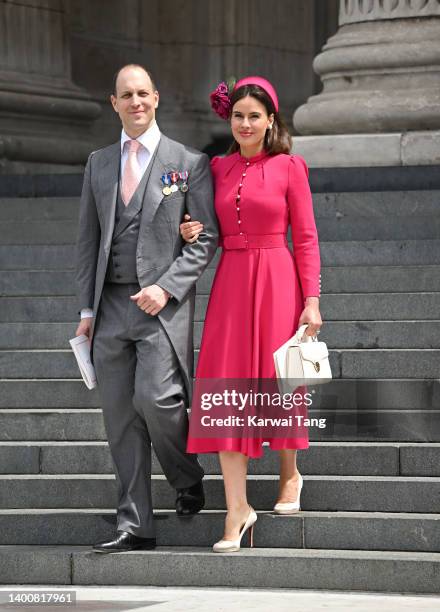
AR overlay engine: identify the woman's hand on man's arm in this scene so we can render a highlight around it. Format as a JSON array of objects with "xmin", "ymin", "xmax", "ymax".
[{"xmin": 180, "ymin": 213, "xmax": 204, "ymax": 243}]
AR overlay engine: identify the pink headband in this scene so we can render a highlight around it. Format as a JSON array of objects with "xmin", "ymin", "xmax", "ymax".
[
  {"xmin": 209, "ymin": 76, "xmax": 279, "ymax": 120},
  {"xmin": 234, "ymin": 76, "xmax": 279, "ymax": 112}
]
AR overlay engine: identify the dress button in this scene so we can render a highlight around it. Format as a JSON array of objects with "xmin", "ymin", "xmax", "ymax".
[
  {"xmin": 242, "ymin": 172, "xmax": 246, "ymax": 177},
  {"xmin": 239, "ymin": 183, "xmax": 243, "ymax": 188},
  {"xmin": 246, "ymin": 162, "xmax": 250, "ymax": 166},
  {"xmin": 239, "ymin": 232, "xmax": 243, "ymax": 235},
  {"xmin": 236, "ymin": 207, "xmax": 240, "ymax": 211},
  {"xmin": 238, "ymin": 220, "xmax": 241, "ymax": 224},
  {"xmin": 236, "ymin": 195, "xmax": 241, "ymax": 200}
]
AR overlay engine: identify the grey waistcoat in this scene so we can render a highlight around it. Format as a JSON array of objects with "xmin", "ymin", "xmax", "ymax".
[{"xmin": 105, "ymin": 148, "xmax": 159, "ymax": 284}]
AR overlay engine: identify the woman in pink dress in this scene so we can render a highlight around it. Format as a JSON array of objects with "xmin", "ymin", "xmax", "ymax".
[{"xmin": 182, "ymin": 77, "xmax": 322, "ymax": 552}]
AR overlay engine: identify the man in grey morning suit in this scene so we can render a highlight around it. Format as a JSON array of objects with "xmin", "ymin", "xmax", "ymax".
[{"xmin": 75, "ymin": 64, "xmax": 218, "ymax": 553}]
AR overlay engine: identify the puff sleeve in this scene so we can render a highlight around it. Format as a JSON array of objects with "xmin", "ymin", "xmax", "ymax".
[
  {"xmin": 210, "ymin": 156, "xmax": 220, "ymax": 172},
  {"xmin": 287, "ymin": 154, "xmax": 321, "ymax": 299}
]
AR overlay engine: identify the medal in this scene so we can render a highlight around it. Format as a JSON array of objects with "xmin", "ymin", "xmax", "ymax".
[
  {"xmin": 170, "ymin": 172, "xmax": 179, "ymax": 193},
  {"xmin": 161, "ymin": 173, "xmax": 172, "ymax": 195},
  {"xmin": 179, "ymin": 171, "xmax": 189, "ymax": 192}
]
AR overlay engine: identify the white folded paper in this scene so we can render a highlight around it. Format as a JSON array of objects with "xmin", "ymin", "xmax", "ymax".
[{"xmin": 69, "ymin": 334, "xmax": 97, "ymax": 390}]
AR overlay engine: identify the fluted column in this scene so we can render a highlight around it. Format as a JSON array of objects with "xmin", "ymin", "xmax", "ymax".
[
  {"xmin": 0, "ymin": 0, "xmax": 101, "ymax": 173},
  {"xmin": 293, "ymin": 0, "xmax": 440, "ymax": 166}
]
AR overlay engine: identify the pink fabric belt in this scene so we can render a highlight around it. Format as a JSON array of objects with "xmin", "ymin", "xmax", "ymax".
[{"xmin": 220, "ymin": 233, "xmax": 287, "ymax": 250}]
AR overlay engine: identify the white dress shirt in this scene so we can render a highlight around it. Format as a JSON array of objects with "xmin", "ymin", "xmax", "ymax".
[
  {"xmin": 80, "ymin": 122, "xmax": 162, "ymax": 319},
  {"xmin": 120, "ymin": 121, "xmax": 161, "ymax": 179}
]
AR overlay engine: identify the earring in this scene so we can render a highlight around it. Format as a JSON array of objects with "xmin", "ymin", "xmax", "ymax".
[{"xmin": 268, "ymin": 124, "xmax": 273, "ymax": 130}]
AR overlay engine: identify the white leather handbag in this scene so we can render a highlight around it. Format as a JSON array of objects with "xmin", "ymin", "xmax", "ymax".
[{"xmin": 274, "ymin": 324, "xmax": 332, "ymax": 386}]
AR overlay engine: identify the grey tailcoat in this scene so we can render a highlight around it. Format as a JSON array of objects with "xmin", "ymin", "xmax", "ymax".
[{"xmin": 75, "ymin": 134, "xmax": 219, "ymax": 398}]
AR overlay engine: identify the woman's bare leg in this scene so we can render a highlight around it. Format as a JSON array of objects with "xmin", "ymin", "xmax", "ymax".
[
  {"xmin": 277, "ymin": 449, "xmax": 301, "ymax": 503},
  {"xmin": 219, "ymin": 450, "xmax": 250, "ymax": 539}
]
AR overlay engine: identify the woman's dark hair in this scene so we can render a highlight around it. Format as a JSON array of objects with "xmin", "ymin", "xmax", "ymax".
[{"xmin": 227, "ymin": 84, "xmax": 292, "ymax": 155}]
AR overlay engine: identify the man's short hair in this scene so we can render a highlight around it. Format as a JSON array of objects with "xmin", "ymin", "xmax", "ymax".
[{"xmin": 112, "ymin": 64, "xmax": 157, "ymax": 95}]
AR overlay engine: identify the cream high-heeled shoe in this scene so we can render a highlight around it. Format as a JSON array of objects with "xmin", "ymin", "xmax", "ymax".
[
  {"xmin": 273, "ymin": 472, "xmax": 303, "ymax": 514},
  {"xmin": 213, "ymin": 507, "xmax": 257, "ymax": 553}
]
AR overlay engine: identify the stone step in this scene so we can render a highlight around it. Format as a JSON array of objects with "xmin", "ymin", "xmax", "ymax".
[
  {"xmin": 199, "ymin": 348, "xmax": 440, "ymax": 379},
  {"xmin": 312, "ymin": 293, "xmax": 440, "ymax": 321},
  {"xmin": 0, "ymin": 322, "xmax": 78, "ymax": 349},
  {"xmin": 0, "ymin": 545, "xmax": 439, "ymax": 592},
  {"xmin": 0, "ymin": 381, "xmax": 99, "ymax": 408},
  {"xmin": 2, "ymin": 216, "xmax": 439, "ymax": 245},
  {"xmin": 0, "ymin": 174, "xmax": 82, "ymax": 199},
  {"xmin": 314, "ymin": 216, "xmax": 440, "ymax": 241},
  {"xmin": 2, "ymin": 191, "xmax": 438, "ymax": 222},
  {"xmin": 0, "ymin": 271, "xmax": 76, "ymax": 296},
  {"xmin": 1, "ymin": 348, "xmax": 439, "ymax": 379},
  {"xmin": 319, "ymin": 240, "xmax": 440, "ymax": 267},
  {"xmin": 0, "ymin": 442, "xmax": 438, "ymax": 476},
  {"xmin": 1, "ymin": 240, "xmax": 439, "ymax": 271},
  {"xmin": 0, "ymin": 510, "xmax": 439, "ymax": 553},
  {"xmin": 198, "ymin": 265, "xmax": 440, "ymax": 295},
  {"xmin": 339, "ymin": 349, "xmax": 440, "ymax": 378},
  {"xmin": 195, "ymin": 320, "xmax": 440, "ymax": 350},
  {"xmin": 1, "ymin": 292, "xmax": 439, "ymax": 322},
  {"xmin": 2, "ymin": 265, "xmax": 439, "ymax": 297},
  {"xmin": 0, "ymin": 197, "xmax": 79, "ymax": 221},
  {"xmin": 0, "ymin": 410, "xmax": 106, "ymax": 441},
  {"xmin": 1, "ymin": 409, "xmax": 438, "ymax": 442},
  {"xmin": 1, "ymin": 320, "xmax": 439, "ymax": 350},
  {"xmin": 0, "ymin": 245, "xmax": 77, "ymax": 270},
  {"xmin": 2, "ymin": 162, "xmax": 440, "ymax": 195},
  {"xmin": 0, "ymin": 474, "xmax": 439, "ymax": 512},
  {"xmin": 0, "ymin": 350, "xmax": 341, "ymax": 379},
  {"xmin": 0, "ymin": 296, "xmax": 78, "ymax": 321},
  {"xmin": 0, "ymin": 221, "xmax": 78, "ymax": 245},
  {"xmin": 0, "ymin": 379, "xmax": 438, "ymax": 409},
  {"xmin": 313, "ymin": 190, "xmax": 440, "ymax": 218}
]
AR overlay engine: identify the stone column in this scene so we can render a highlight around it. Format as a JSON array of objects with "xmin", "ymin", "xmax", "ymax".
[
  {"xmin": 292, "ymin": 0, "xmax": 440, "ymax": 166},
  {"xmin": 0, "ymin": 0, "xmax": 101, "ymax": 173}
]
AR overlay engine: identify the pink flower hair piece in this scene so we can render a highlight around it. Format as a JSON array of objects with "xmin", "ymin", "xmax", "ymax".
[
  {"xmin": 210, "ymin": 76, "xmax": 279, "ymax": 120},
  {"xmin": 209, "ymin": 81, "xmax": 232, "ymax": 120}
]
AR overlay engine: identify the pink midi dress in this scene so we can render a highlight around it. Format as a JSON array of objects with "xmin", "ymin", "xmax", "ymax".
[{"xmin": 187, "ymin": 150, "xmax": 321, "ymax": 458}]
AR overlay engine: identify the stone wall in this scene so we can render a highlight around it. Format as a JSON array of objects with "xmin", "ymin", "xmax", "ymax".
[{"xmin": 0, "ymin": 0, "xmax": 338, "ymax": 171}]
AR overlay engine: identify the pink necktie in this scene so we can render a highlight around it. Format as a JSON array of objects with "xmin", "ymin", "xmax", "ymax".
[{"xmin": 121, "ymin": 139, "xmax": 142, "ymax": 206}]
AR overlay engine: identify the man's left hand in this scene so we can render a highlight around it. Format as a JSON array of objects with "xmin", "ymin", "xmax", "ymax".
[{"xmin": 130, "ymin": 284, "xmax": 170, "ymax": 316}]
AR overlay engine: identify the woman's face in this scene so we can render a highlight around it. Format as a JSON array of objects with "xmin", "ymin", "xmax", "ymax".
[{"xmin": 230, "ymin": 95, "xmax": 274, "ymax": 151}]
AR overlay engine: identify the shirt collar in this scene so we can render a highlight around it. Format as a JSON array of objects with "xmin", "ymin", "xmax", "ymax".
[{"xmin": 120, "ymin": 121, "xmax": 161, "ymax": 155}]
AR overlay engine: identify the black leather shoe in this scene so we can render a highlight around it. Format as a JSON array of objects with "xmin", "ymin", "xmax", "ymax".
[
  {"xmin": 176, "ymin": 480, "xmax": 205, "ymax": 516},
  {"xmin": 93, "ymin": 531, "xmax": 156, "ymax": 553}
]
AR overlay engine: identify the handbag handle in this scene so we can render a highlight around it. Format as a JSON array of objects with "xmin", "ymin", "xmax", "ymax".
[{"xmin": 294, "ymin": 323, "xmax": 317, "ymax": 344}]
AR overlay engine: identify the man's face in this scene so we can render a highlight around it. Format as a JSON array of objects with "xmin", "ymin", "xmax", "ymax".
[{"xmin": 110, "ymin": 68, "xmax": 159, "ymax": 137}]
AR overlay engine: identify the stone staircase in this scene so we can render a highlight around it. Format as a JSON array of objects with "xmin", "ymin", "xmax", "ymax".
[{"xmin": 0, "ymin": 176, "xmax": 439, "ymax": 592}]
